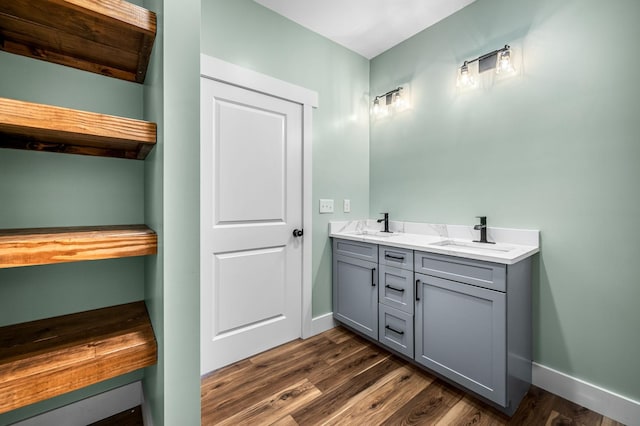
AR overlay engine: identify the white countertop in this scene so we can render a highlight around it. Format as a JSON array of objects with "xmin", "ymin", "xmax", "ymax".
[{"xmin": 329, "ymin": 220, "xmax": 539, "ymax": 265}]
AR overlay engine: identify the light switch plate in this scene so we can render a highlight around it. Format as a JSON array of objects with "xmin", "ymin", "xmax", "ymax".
[
  {"xmin": 343, "ymin": 199, "xmax": 351, "ymax": 213},
  {"xmin": 319, "ymin": 199, "xmax": 334, "ymax": 213}
]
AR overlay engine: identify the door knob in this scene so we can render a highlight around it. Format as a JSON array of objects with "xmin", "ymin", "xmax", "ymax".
[{"xmin": 293, "ymin": 229, "xmax": 304, "ymax": 238}]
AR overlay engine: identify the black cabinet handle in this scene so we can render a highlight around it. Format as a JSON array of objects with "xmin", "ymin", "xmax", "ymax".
[
  {"xmin": 371, "ymin": 268, "xmax": 376, "ymax": 287},
  {"xmin": 292, "ymin": 229, "xmax": 304, "ymax": 238},
  {"xmin": 385, "ymin": 325, "xmax": 405, "ymax": 335},
  {"xmin": 415, "ymin": 279, "xmax": 420, "ymax": 301},
  {"xmin": 384, "ymin": 253, "xmax": 405, "ymax": 261},
  {"xmin": 385, "ymin": 284, "xmax": 405, "ymax": 293}
]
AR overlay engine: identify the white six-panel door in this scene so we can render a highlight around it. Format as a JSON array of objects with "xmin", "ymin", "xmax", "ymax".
[{"xmin": 200, "ymin": 76, "xmax": 303, "ymax": 374}]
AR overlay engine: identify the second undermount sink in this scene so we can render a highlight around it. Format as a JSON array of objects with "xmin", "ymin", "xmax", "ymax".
[{"xmin": 431, "ymin": 240, "xmax": 514, "ymax": 253}]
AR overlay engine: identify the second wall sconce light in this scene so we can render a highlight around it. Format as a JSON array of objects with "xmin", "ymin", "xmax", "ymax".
[
  {"xmin": 372, "ymin": 86, "xmax": 408, "ymax": 117},
  {"xmin": 457, "ymin": 44, "xmax": 515, "ymax": 88}
]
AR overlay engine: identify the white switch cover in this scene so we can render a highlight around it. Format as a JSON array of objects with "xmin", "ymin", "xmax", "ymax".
[
  {"xmin": 319, "ymin": 199, "xmax": 334, "ymax": 213},
  {"xmin": 343, "ymin": 199, "xmax": 351, "ymax": 213}
]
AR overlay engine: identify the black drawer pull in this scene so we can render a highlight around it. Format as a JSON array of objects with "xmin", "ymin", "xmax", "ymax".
[
  {"xmin": 371, "ymin": 268, "xmax": 376, "ymax": 287},
  {"xmin": 415, "ymin": 279, "xmax": 420, "ymax": 301},
  {"xmin": 385, "ymin": 284, "xmax": 405, "ymax": 293},
  {"xmin": 385, "ymin": 253, "xmax": 405, "ymax": 261},
  {"xmin": 385, "ymin": 325, "xmax": 405, "ymax": 335}
]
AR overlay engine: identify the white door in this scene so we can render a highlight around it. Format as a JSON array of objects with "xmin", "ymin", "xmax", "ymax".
[{"xmin": 200, "ymin": 77, "xmax": 303, "ymax": 374}]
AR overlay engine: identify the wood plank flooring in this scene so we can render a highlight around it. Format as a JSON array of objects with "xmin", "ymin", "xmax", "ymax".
[{"xmin": 202, "ymin": 326, "xmax": 625, "ymax": 426}]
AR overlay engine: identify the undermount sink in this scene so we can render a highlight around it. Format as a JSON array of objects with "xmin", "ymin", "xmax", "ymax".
[
  {"xmin": 358, "ymin": 230, "xmax": 396, "ymax": 238},
  {"xmin": 431, "ymin": 240, "xmax": 514, "ymax": 253}
]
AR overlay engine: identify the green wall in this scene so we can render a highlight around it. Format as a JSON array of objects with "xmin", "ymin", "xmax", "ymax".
[
  {"xmin": 201, "ymin": 0, "xmax": 370, "ymax": 316},
  {"xmin": 143, "ymin": 0, "xmax": 202, "ymax": 424},
  {"xmin": 157, "ymin": 0, "xmax": 202, "ymax": 423},
  {"xmin": 0, "ymin": 26, "xmax": 147, "ymax": 426},
  {"xmin": 370, "ymin": 0, "xmax": 640, "ymax": 401},
  {"xmin": 143, "ymin": 0, "xmax": 165, "ymax": 424}
]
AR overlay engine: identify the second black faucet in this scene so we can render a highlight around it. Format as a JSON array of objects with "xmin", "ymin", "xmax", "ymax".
[
  {"xmin": 377, "ymin": 212, "xmax": 391, "ymax": 233},
  {"xmin": 473, "ymin": 216, "xmax": 495, "ymax": 244}
]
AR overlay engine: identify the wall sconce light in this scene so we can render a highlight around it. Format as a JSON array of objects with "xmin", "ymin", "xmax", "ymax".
[
  {"xmin": 496, "ymin": 48, "xmax": 515, "ymax": 74},
  {"xmin": 457, "ymin": 61, "xmax": 476, "ymax": 88},
  {"xmin": 372, "ymin": 87, "xmax": 406, "ymax": 117},
  {"xmin": 457, "ymin": 44, "xmax": 515, "ymax": 88}
]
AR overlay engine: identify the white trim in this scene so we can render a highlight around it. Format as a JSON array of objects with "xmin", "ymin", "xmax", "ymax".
[
  {"xmin": 533, "ymin": 362, "xmax": 640, "ymax": 426},
  {"xmin": 141, "ymin": 388, "xmax": 154, "ymax": 426},
  {"xmin": 12, "ymin": 382, "xmax": 143, "ymax": 426},
  {"xmin": 200, "ymin": 54, "xmax": 318, "ymax": 108},
  {"xmin": 199, "ymin": 54, "xmax": 317, "ymax": 348},
  {"xmin": 300, "ymin": 102, "xmax": 315, "ymax": 338},
  {"xmin": 311, "ymin": 312, "xmax": 336, "ymax": 336}
]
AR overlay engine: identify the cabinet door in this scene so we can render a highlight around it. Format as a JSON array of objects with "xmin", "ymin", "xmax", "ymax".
[
  {"xmin": 415, "ymin": 273, "xmax": 507, "ymax": 405},
  {"xmin": 379, "ymin": 265, "xmax": 414, "ymax": 314},
  {"xmin": 333, "ymin": 254, "xmax": 378, "ymax": 339}
]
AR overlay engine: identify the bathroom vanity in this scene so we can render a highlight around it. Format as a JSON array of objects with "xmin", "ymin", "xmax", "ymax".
[{"xmin": 331, "ymin": 220, "xmax": 539, "ymax": 416}]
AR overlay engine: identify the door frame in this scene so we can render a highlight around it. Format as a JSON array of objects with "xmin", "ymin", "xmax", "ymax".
[{"xmin": 200, "ymin": 54, "xmax": 318, "ymax": 341}]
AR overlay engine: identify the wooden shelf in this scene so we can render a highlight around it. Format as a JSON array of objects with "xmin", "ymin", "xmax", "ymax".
[
  {"xmin": 0, "ymin": 0, "xmax": 156, "ymax": 83},
  {"xmin": 0, "ymin": 97, "xmax": 157, "ymax": 159},
  {"xmin": 0, "ymin": 225, "xmax": 157, "ymax": 268},
  {"xmin": 0, "ymin": 301, "xmax": 157, "ymax": 414}
]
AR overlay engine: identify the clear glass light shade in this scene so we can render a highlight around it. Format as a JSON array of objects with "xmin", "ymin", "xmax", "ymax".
[
  {"xmin": 371, "ymin": 97, "xmax": 389, "ymax": 117},
  {"xmin": 372, "ymin": 98, "xmax": 380, "ymax": 115},
  {"xmin": 496, "ymin": 49, "xmax": 515, "ymax": 74},
  {"xmin": 457, "ymin": 64, "xmax": 476, "ymax": 88},
  {"xmin": 393, "ymin": 89, "xmax": 406, "ymax": 110}
]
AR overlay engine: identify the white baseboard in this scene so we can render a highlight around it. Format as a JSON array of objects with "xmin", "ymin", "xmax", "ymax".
[
  {"xmin": 533, "ymin": 362, "xmax": 640, "ymax": 426},
  {"xmin": 13, "ymin": 381, "xmax": 143, "ymax": 426},
  {"xmin": 311, "ymin": 312, "xmax": 336, "ymax": 336}
]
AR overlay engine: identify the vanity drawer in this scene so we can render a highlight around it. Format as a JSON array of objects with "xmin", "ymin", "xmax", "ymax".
[
  {"xmin": 333, "ymin": 238, "xmax": 378, "ymax": 263},
  {"xmin": 379, "ymin": 304, "xmax": 414, "ymax": 358},
  {"xmin": 379, "ymin": 265, "xmax": 414, "ymax": 314},
  {"xmin": 379, "ymin": 245, "xmax": 413, "ymax": 270},
  {"xmin": 414, "ymin": 251, "xmax": 506, "ymax": 292}
]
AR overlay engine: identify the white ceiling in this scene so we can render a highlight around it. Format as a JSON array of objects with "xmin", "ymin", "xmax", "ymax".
[{"xmin": 254, "ymin": 0, "xmax": 477, "ymax": 59}]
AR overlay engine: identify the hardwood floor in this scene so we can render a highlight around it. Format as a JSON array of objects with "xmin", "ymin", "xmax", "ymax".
[{"xmin": 201, "ymin": 326, "xmax": 624, "ymax": 426}]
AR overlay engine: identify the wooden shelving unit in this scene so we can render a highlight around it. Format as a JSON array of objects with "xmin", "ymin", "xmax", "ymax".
[
  {"xmin": 0, "ymin": 0, "xmax": 157, "ymax": 83},
  {"xmin": 0, "ymin": 302, "xmax": 157, "ymax": 415},
  {"xmin": 0, "ymin": 225, "xmax": 157, "ymax": 268},
  {"xmin": 0, "ymin": 97, "xmax": 157, "ymax": 160},
  {"xmin": 0, "ymin": 0, "xmax": 160, "ymax": 416}
]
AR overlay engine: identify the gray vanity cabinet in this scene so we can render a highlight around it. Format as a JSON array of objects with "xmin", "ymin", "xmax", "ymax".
[
  {"xmin": 414, "ymin": 272, "xmax": 507, "ymax": 405},
  {"xmin": 414, "ymin": 251, "xmax": 532, "ymax": 415},
  {"xmin": 332, "ymin": 238, "xmax": 532, "ymax": 415},
  {"xmin": 332, "ymin": 239, "xmax": 378, "ymax": 339}
]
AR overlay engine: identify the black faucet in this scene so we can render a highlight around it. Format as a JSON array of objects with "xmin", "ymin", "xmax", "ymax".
[
  {"xmin": 377, "ymin": 212, "xmax": 391, "ymax": 233},
  {"xmin": 473, "ymin": 216, "xmax": 495, "ymax": 244}
]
